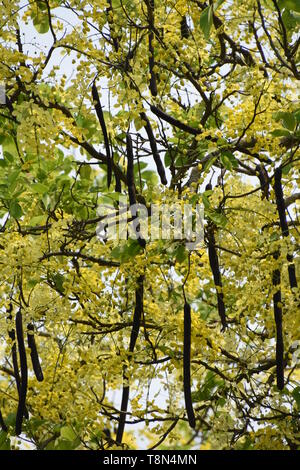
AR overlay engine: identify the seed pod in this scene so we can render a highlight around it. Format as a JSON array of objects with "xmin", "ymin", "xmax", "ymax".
[
  {"xmin": 256, "ymin": 164, "xmax": 269, "ymax": 200},
  {"xmin": 116, "ymin": 383, "xmax": 129, "ymax": 445},
  {"xmin": 146, "ymin": 0, "xmax": 157, "ymax": 97},
  {"xmin": 115, "ymin": 171, "xmax": 122, "ymax": 193},
  {"xmin": 27, "ymin": 324, "xmax": 44, "ymax": 382},
  {"xmin": 204, "ymin": 184, "xmax": 227, "ymax": 330},
  {"xmin": 0, "ymin": 409, "xmax": 7, "ymax": 432},
  {"xmin": 15, "ymin": 310, "xmax": 28, "ymax": 436},
  {"xmin": 116, "ymin": 275, "xmax": 144, "ymax": 444},
  {"xmin": 274, "ymin": 167, "xmax": 297, "ymax": 289},
  {"xmin": 7, "ymin": 305, "xmax": 29, "ymax": 420},
  {"xmin": 129, "ymin": 275, "xmax": 144, "ymax": 353},
  {"xmin": 148, "ymin": 32, "xmax": 157, "ymax": 97},
  {"xmin": 8, "ymin": 323, "xmax": 21, "ymax": 394},
  {"xmin": 140, "ymin": 111, "xmax": 167, "ymax": 185},
  {"xmin": 92, "ymin": 82, "xmax": 112, "ymax": 188},
  {"xmin": 126, "ymin": 133, "xmax": 146, "ymax": 248},
  {"xmin": 272, "ymin": 255, "xmax": 284, "ymax": 390},
  {"xmin": 274, "ymin": 168, "xmax": 288, "ymax": 236},
  {"xmin": 126, "ymin": 132, "xmax": 136, "ymax": 207},
  {"xmin": 180, "ymin": 16, "xmax": 190, "ymax": 39},
  {"xmin": 183, "ymin": 302, "xmax": 196, "ymax": 429},
  {"xmin": 207, "ymin": 225, "xmax": 227, "ymax": 331},
  {"xmin": 150, "ymin": 105, "xmax": 201, "ymax": 136}
]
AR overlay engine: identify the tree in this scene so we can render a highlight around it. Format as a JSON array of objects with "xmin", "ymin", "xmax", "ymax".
[{"xmin": 0, "ymin": 0, "xmax": 299, "ymax": 450}]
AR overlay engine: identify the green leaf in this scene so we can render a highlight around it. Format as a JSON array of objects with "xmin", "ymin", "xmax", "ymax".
[
  {"xmin": 1, "ymin": 136, "xmax": 18, "ymax": 158},
  {"xmin": 203, "ymin": 156, "xmax": 217, "ymax": 172},
  {"xmin": 294, "ymin": 109, "xmax": 300, "ymax": 123},
  {"xmin": 290, "ymin": 10, "xmax": 300, "ymax": 22},
  {"xmin": 220, "ymin": 151, "xmax": 238, "ymax": 170},
  {"xmin": 27, "ymin": 417, "xmax": 45, "ymax": 432},
  {"xmin": 32, "ymin": 182, "xmax": 49, "ymax": 194},
  {"xmin": 32, "ymin": 4, "xmax": 50, "ymax": 35},
  {"xmin": 175, "ymin": 244, "xmax": 188, "ymax": 263},
  {"xmin": 42, "ymin": 193, "xmax": 52, "ymax": 210},
  {"xmin": 273, "ymin": 111, "xmax": 297, "ymax": 131},
  {"xmin": 111, "ymin": 239, "xmax": 143, "ymax": 262},
  {"xmin": 282, "ymin": 9, "xmax": 298, "ymax": 33},
  {"xmin": 126, "ymin": 239, "xmax": 143, "ymax": 257},
  {"xmin": 80, "ymin": 165, "xmax": 92, "ymax": 180},
  {"xmin": 27, "ymin": 277, "xmax": 40, "ymax": 288},
  {"xmin": 214, "ymin": 0, "xmax": 226, "ymax": 10},
  {"xmin": 278, "ymin": 0, "xmax": 300, "ymax": 13},
  {"xmin": 292, "ymin": 386, "xmax": 300, "ymax": 410},
  {"xmin": 192, "ymin": 371, "xmax": 224, "ymax": 402},
  {"xmin": 134, "ymin": 162, "xmax": 148, "ymax": 176},
  {"xmin": 110, "ymin": 245, "xmax": 123, "ymax": 260},
  {"xmin": 142, "ymin": 170, "xmax": 158, "ymax": 185},
  {"xmin": 0, "ymin": 432, "xmax": 10, "ymax": 450},
  {"xmin": 4, "ymin": 412, "xmax": 16, "ymax": 426},
  {"xmin": 29, "ymin": 214, "xmax": 48, "ymax": 226},
  {"xmin": 3, "ymin": 151, "xmax": 14, "ymax": 162},
  {"xmin": 48, "ymin": 272, "xmax": 65, "ymax": 293},
  {"xmin": 282, "ymin": 113, "xmax": 296, "ymax": 131},
  {"xmin": 164, "ymin": 150, "xmax": 172, "ymax": 168},
  {"xmin": 221, "ymin": 151, "xmax": 238, "ymax": 168},
  {"xmin": 200, "ymin": 6, "xmax": 213, "ymax": 39},
  {"xmin": 55, "ymin": 438, "xmax": 80, "ymax": 450},
  {"xmin": 270, "ymin": 129, "xmax": 291, "ymax": 137},
  {"xmin": 202, "ymin": 193, "xmax": 211, "ymax": 209},
  {"xmin": 60, "ymin": 425, "xmax": 77, "ymax": 441},
  {"xmin": 76, "ymin": 114, "xmax": 98, "ymax": 141},
  {"xmin": 7, "ymin": 170, "xmax": 21, "ymax": 184},
  {"xmin": 207, "ymin": 210, "xmax": 227, "ymax": 227},
  {"xmin": 282, "ymin": 163, "xmax": 292, "ymax": 175},
  {"xmin": 134, "ymin": 116, "xmax": 144, "ymax": 131},
  {"xmin": 9, "ymin": 200, "xmax": 23, "ymax": 219}
]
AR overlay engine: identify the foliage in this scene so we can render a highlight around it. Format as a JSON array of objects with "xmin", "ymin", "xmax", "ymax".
[{"xmin": 0, "ymin": 0, "xmax": 299, "ymax": 450}]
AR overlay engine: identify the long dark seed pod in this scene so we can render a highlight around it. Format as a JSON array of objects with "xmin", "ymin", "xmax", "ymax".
[
  {"xmin": 274, "ymin": 167, "xmax": 297, "ymax": 289},
  {"xmin": 7, "ymin": 306, "xmax": 29, "ymax": 420},
  {"xmin": 140, "ymin": 112, "xmax": 167, "ymax": 185},
  {"xmin": 116, "ymin": 275, "xmax": 144, "ymax": 444},
  {"xmin": 256, "ymin": 164, "xmax": 269, "ymax": 200},
  {"xmin": 272, "ymin": 253, "xmax": 284, "ymax": 390},
  {"xmin": 274, "ymin": 168, "xmax": 288, "ymax": 236},
  {"xmin": 126, "ymin": 132, "xmax": 136, "ymax": 207},
  {"xmin": 180, "ymin": 16, "xmax": 190, "ymax": 39},
  {"xmin": 150, "ymin": 105, "xmax": 201, "ymax": 136},
  {"xmin": 183, "ymin": 302, "xmax": 196, "ymax": 429},
  {"xmin": 106, "ymin": 0, "xmax": 119, "ymax": 52},
  {"xmin": 92, "ymin": 82, "xmax": 112, "ymax": 188},
  {"xmin": 148, "ymin": 32, "xmax": 157, "ymax": 97},
  {"xmin": 115, "ymin": 167, "xmax": 122, "ymax": 193},
  {"xmin": 115, "ymin": 382, "xmax": 129, "ymax": 445},
  {"xmin": 0, "ymin": 409, "xmax": 7, "ymax": 432},
  {"xmin": 126, "ymin": 132, "xmax": 146, "ymax": 248},
  {"xmin": 207, "ymin": 225, "xmax": 227, "ymax": 331},
  {"xmin": 7, "ymin": 308, "xmax": 21, "ymax": 396},
  {"xmin": 9, "ymin": 328, "xmax": 22, "ymax": 393},
  {"xmin": 27, "ymin": 323, "xmax": 44, "ymax": 382},
  {"xmin": 129, "ymin": 275, "xmax": 144, "ymax": 353},
  {"xmin": 15, "ymin": 310, "xmax": 28, "ymax": 435},
  {"xmin": 146, "ymin": 0, "xmax": 157, "ymax": 96}
]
